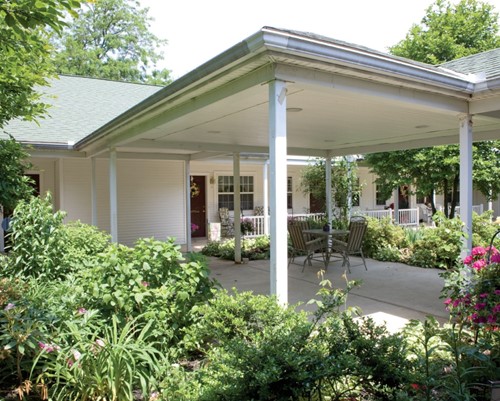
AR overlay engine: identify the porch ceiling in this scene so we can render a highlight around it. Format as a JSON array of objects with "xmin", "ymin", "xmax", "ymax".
[{"xmin": 78, "ymin": 27, "xmax": 500, "ymax": 160}]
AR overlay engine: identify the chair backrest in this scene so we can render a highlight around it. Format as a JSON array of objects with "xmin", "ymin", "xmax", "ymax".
[
  {"xmin": 347, "ymin": 216, "xmax": 368, "ymax": 252},
  {"xmin": 288, "ymin": 220, "xmax": 310, "ymax": 251}
]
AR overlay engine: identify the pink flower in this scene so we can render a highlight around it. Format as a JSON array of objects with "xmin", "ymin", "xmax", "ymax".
[
  {"xmin": 463, "ymin": 255, "xmax": 473, "ymax": 265},
  {"xmin": 4, "ymin": 303, "xmax": 15, "ymax": 311},
  {"xmin": 95, "ymin": 339, "xmax": 105, "ymax": 347},
  {"xmin": 491, "ymin": 254, "xmax": 500, "ymax": 263},
  {"xmin": 472, "ymin": 259, "xmax": 486, "ymax": 271},
  {"xmin": 479, "ymin": 293, "xmax": 489, "ymax": 299},
  {"xmin": 487, "ymin": 315, "xmax": 496, "ymax": 324},
  {"xmin": 77, "ymin": 308, "xmax": 87, "ymax": 314},
  {"xmin": 474, "ymin": 303, "xmax": 486, "ymax": 310},
  {"xmin": 141, "ymin": 281, "xmax": 149, "ymax": 287},
  {"xmin": 472, "ymin": 246, "xmax": 487, "ymax": 257},
  {"xmin": 444, "ymin": 298, "xmax": 452, "ymax": 305}
]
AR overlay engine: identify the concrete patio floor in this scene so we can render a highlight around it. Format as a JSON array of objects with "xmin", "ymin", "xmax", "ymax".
[{"xmin": 202, "ymin": 250, "xmax": 450, "ymax": 333}]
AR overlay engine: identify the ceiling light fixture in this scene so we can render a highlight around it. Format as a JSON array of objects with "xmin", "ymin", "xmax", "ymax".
[{"xmin": 286, "ymin": 107, "xmax": 303, "ymax": 113}]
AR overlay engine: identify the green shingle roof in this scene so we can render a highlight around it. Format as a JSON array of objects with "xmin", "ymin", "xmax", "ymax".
[
  {"xmin": 3, "ymin": 75, "xmax": 163, "ymax": 145},
  {"xmin": 440, "ymin": 48, "xmax": 500, "ymax": 80}
]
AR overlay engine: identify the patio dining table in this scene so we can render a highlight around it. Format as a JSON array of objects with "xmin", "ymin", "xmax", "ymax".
[{"xmin": 302, "ymin": 228, "xmax": 349, "ymax": 268}]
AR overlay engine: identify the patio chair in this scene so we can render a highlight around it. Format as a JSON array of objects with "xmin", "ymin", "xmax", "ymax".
[
  {"xmin": 331, "ymin": 216, "xmax": 368, "ymax": 273},
  {"xmin": 288, "ymin": 220, "xmax": 327, "ymax": 271},
  {"xmin": 219, "ymin": 207, "xmax": 234, "ymax": 237}
]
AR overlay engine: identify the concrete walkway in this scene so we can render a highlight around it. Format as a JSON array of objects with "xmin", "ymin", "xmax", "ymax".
[{"xmin": 205, "ymin": 254, "xmax": 450, "ymax": 332}]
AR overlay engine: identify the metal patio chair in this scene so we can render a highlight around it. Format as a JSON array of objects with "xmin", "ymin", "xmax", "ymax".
[
  {"xmin": 331, "ymin": 216, "xmax": 368, "ymax": 273},
  {"xmin": 288, "ymin": 220, "xmax": 327, "ymax": 271}
]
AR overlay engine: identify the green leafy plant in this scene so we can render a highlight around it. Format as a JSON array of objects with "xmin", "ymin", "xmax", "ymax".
[
  {"xmin": 362, "ymin": 216, "xmax": 407, "ymax": 258},
  {"xmin": 5, "ymin": 194, "xmax": 68, "ymax": 280},
  {"xmin": 34, "ymin": 313, "xmax": 162, "ymax": 401},
  {"xmin": 409, "ymin": 212, "xmax": 465, "ymax": 269}
]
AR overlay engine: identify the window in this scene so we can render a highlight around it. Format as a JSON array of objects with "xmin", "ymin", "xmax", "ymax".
[
  {"xmin": 287, "ymin": 177, "xmax": 293, "ymax": 209},
  {"xmin": 218, "ymin": 176, "xmax": 254, "ymax": 210},
  {"xmin": 375, "ymin": 184, "xmax": 387, "ymax": 206}
]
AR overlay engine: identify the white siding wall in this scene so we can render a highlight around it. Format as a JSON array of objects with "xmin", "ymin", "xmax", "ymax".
[
  {"xmin": 61, "ymin": 159, "xmax": 92, "ymax": 223},
  {"xmin": 116, "ymin": 159, "xmax": 185, "ymax": 246},
  {"xmin": 29, "ymin": 158, "xmax": 57, "ymax": 200}
]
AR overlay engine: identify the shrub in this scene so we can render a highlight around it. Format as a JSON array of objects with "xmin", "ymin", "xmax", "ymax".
[
  {"xmin": 76, "ymin": 238, "xmax": 216, "ymax": 355},
  {"xmin": 201, "ymin": 236, "xmax": 271, "ymax": 260},
  {"xmin": 363, "ymin": 217, "xmax": 407, "ymax": 258},
  {"xmin": 5, "ymin": 194, "xmax": 68, "ymax": 280},
  {"xmin": 409, "ymin": 212, "xmax": 464, "ymax": 269},
  {"xmin": 472, "ymin": 210, "xmax": 500, "ymax": 248},
  {"xmin": 189, "ymin": 286, "xmax": 412, "ymax": 401},
  {"xmin": 61, "ymin": 221, "xmax": 111, "ymax": 267}
]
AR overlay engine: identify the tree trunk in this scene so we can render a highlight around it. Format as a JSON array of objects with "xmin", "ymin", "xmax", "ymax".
[{"xmin": 449, "ymin": 174, "xmax": 459, "ymax": 219}]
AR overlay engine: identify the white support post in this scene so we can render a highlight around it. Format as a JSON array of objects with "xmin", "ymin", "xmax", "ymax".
[
  {"xmin": 459, "ymin": 114, "xmax": 473, "ymax": 255},
  {"xmin": 269, "ymin": 79, "xmax": 288, "ymax": 304},
  {"xmin": 393, "ymin": 188, "xmax": 400, "ymax": 224},
  {"xmin": 109, "ymin": 149, "xmax": 118, "ymax": 243},
  {"xmin": 185, "ymin": 160, "xmax": 192, "ymax": 252},
  {"xmin": 91, "ymin": 157, "xmax": 97, "ymax": 226},
  {"xmin": 263, "ymin": 160, "xmax": 269, "ymax": 236},
  {"xmin": 346, "ymin": 155, "xmax": 354, "ymax": 220},
  {"xmin": 233, "ymin": 153, "xmax": 242, "ymax": 263},
  {"xmin": 325, "ymin": 153, "xmax": 332, "ymax": 225}
]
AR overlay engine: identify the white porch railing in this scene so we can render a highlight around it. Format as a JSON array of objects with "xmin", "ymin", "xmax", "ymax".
[
  {"xmin": 354, "ymin": 208, "xmax": 420, "ymax": 227},
  {"xmin": 241, "ymin": 213, "xmax": 325, "ymax": 237},
  {"xmin": 445, "ymin": 204, "xmax": 484, "ymax": 216}
]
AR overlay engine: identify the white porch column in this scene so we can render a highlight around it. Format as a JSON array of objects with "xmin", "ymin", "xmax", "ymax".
[
  {"xmin": 269, "ymin": 79, "xmax": 288, "ymax": 303},
  {"xmin": 325, "ymin": 153, "xmax": 332, "ymax": 225},
  {"xmin": 263, "ymin": 160, "xmax": 269, "ymax": 236},
  {"xmin": 459, "ymin": 114, "xmax": 473, "ymax": 254},
  {"xmin": 393, "ymin": 188, "xmax": 399, "ymax": 223},
  {"xmin": 109, "ymin": 149, "xmax": 118, "ymax": 243},
  {"xmin": 346, "ymin": 155, "xmax": 354, "ymax": 220},
  {"xmin": 185, "ymin": 160, "xmax": 192, "ymax": 252},
  {"xmin": 91, "ymin": 157, "xmax": 97, "ymax": 226},
  {"xmin": 233, "ymin": 153, "xmax": 242, "ymax": 263}
]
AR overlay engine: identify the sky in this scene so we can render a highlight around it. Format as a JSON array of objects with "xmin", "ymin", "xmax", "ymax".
[{"xmin": 139, "ymin": 0, "xmax": 500, "ymax": 80}]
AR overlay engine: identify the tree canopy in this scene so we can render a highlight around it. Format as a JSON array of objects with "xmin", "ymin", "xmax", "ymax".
[
  {"xmin": 390, "ymin": 0, "xmax": 500, "ymax": 64},
  {"xmin": 365, "ymin": 0, "xmax": 500, "ymax": 217},
  {"xmin": 51, "ymin": 0, "xmax": 172, "ymax": 85},
  {"xmin": 0, "ymin": 0, "xmax": 80, "ymax": 128}
]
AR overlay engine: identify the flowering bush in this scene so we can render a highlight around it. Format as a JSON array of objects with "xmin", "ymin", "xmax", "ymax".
[
  {"xmin": 442, "ymin": 245, "xmax": 500, "ymax": 329},
  {"xmin": 240, "ymin": 218, "xmax": 254, "ymax": 235}
]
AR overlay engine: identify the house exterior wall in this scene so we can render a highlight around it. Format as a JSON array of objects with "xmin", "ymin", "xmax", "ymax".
[
  {"xmin": 29, "ymin": 157, "xmax": 186, "ymax": 247},
  {"xmin": 26, "ymin": 156, "xmax": 498, "ymax": 249}
]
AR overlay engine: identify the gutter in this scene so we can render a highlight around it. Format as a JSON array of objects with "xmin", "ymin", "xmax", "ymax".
[{"xmin": 260, "ymin": 27, "xmax": 475, "ymax": 94}]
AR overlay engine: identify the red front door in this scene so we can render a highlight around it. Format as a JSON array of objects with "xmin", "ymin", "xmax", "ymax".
[{"xmin": 190, "ymin": 176, "xmax": 206, "ymax": 238}]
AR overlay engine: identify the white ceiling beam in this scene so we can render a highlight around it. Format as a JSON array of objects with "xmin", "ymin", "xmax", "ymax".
[
  {"xmin": 122, "ymin": 139, "xmax": 328, "ymax": 157},
  {"xmin": 275, "ymin": 64, "xmax": 469, "ymax": 114},
  {"xmin": 470, "ymin": 95, "xmax": 500, "ymax": 114}
]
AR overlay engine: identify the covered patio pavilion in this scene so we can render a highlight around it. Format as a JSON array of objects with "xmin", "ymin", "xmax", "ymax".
[{"xmin": 61, "ymin": 27, "xmax": 500, "ymax": 304}]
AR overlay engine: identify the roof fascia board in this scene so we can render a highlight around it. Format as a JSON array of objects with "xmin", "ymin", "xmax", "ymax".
[
  {"xmin": 262, "ymin": 27, "xmax": 475, "ymax": 93},
  {"xmin": 75, "ymin": 33, "xmax": 270, "ymax": 152},
  {"xmin": 28, "ymin": 148, "xmax": 86, "ymax": 158},
  {"xmin": 80, "ymin": 63, "xmax": 276, "ymax": 157},
  {"xmin": 275, "ymin": 64, "xmax": 469, "ymax": 115},
  {"xmin": 469, "ymin": 93, "xmax": 500, "ymax": 114}
]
